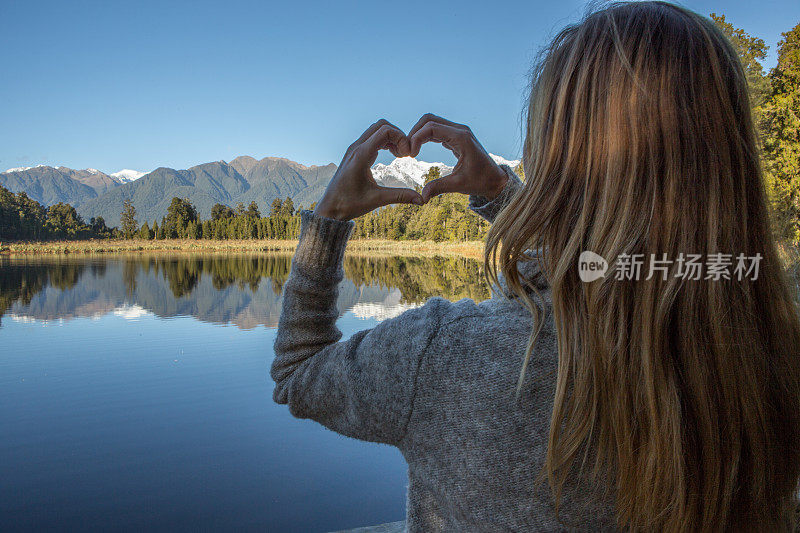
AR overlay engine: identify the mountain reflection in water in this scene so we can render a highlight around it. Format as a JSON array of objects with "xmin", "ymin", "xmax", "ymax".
[{"xmin": 0, "ymin": 254, "xmax": 490, "ymax": 328}]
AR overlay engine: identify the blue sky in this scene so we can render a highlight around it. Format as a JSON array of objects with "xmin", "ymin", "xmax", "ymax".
[{"xmin": 1, "ymin": 0, "xmax": 797, "ymax": 174}]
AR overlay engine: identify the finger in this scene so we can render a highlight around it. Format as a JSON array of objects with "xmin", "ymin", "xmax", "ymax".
[
  {"xmin": 371, "ymin": 186, "xmax": 424, "ymax": 207},
  {"xmin": 389, "ymin": 133, "xmax": 412, "ymax": 158},
  {"xmin": 409, "ymin": 122, "xmax": 464, "ymax": 157},
  {"xmin": 347, "ymin": 118, "xmax": 398, "ymax": 156},
  {"xmin": 421, "ymin": 174, "xmax": 462, "ymax": 202},
  {"xmin": 355, "ymin": 118, "xmax": 390, "ymax": 145},
  {"xmin": 407, "ymin": 113, "xmax": 468, "ymax": 140},
  {"xmin": 358, "ymin": 124, "xmax": 411, "ymax": 165}
]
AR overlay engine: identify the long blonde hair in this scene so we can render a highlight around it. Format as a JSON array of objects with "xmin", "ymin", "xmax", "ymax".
[{"xmin": 486, "ymin": 2, "xmax": 800, "ymax": 530}]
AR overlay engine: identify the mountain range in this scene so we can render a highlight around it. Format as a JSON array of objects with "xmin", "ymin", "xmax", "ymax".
[{"xmin": 1, "ymin": 154, "xmax": 520, "ymax": 227}]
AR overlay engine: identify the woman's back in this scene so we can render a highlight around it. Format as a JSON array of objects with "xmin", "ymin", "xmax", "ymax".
[
  {"xmin": 272, "ymin": 171, "xmax": 616, "ymax": 531},
  {"xmin": 400, "ymin": 254, "xmax": 615, "ymax": 531}
]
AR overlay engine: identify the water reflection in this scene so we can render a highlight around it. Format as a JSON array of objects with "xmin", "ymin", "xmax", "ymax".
[{"xmin": 0, "ymin": 254, "xmax": 489, "ymax": 328}]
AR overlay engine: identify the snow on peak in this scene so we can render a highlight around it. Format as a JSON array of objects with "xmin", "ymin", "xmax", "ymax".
[
  {"xmin": 3, "ymin": 164, "xmax": 48, "ymax": 173},
  {"xmin": 371, "ymin": 154, "xmax": 520, "ymax": 188},
  {"xmin": 489, "ymin": 153, "xmax": 521, "ymax": 168},
  {"xmin": 371, "ymin": 157, "xmax": 453, "ymax": 188},
  {"xmin": 85, "ymin": 168, "xmax": 100, "ymax": 174},
  {"xmin": 111, "ymin": 169, "xmax": 146, "ymax": 182}
]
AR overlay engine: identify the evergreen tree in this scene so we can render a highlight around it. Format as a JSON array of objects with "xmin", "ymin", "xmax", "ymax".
[
  {"xmin": 247, "ymin": 201, "xmax": 261, "ymax": 219},
  {"xmin": 138, "ymin": 222, "xmax": 152, "ymax": 240},
  {"xmin": 18, "ymin": 192, "xmax": 48, "ymax": 240},
  {"xmin": 90, "ymin": 216, "xmax": 110, "ymax": 238},
  {"xmin": 120, "ymin": 199, "xmax": 138, "ymax": 239},
  {"xmin": 270, "ymin": 198, "xmax": 283, "ymax": 217},
  {"xmin": 187, "ymin": 220, "xmax": 199, "ymax": 239},
  {"xmin": 46, "ymin": 203, "xmax": 85, "ymax": 238},
  {"xmin": 711, "ymin": 13, "xmax": 771, "ymax": 110},
  {"xmin": 423, "ymin": 166, "xmax": 442, "ymax": 184},
  {"xmin": 0, "ymin": 186, "xmax": 20, "ymax": 239},
  {"xmin": 710, "ymin": 15, "xmax": 800, "ymax": 245},
  {"xmin": 165, "ymin": 198, "xmax": 198, "ymax": 238},
  {"xmin": 211, "ymin": 203, "xmax": 234, "ymax": 220},
  {"xmin": 762, "ymin": 22, "xmax": 800, "ymax": 244},
  {"xmin": 214, "ymin": 219, "xmax": 225, "ymax": 240},
  {"xmin": 280, "ymin": 197, "xmax": 295, "ymax": 217}
]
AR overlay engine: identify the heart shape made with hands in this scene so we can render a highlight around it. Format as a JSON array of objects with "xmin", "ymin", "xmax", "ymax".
[
  {"xmin": 405, "ymin": 113, "xmax": 508, "ymax": 203},
  {"xmin": 313, "ymin": 114, "xmax": 508, "ymax": 221}
]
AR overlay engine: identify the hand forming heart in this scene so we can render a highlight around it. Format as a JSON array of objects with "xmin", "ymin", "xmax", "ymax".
[
  {"xmin": 313, "ymin": 114, "xmax": 509, "ymax": 221},
  {"xmin": 408, "ymin": 114, "xmax": 509, "ymax": 203}
]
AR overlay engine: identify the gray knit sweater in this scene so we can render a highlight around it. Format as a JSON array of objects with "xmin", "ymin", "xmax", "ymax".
[{"xmin": 271, "ymin": 166, "xmax": 616, "ymax": 532}]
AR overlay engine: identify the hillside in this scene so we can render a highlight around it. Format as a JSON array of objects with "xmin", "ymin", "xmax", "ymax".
[
  {"xmin": 0, "ymin": 166, "xmax": 123, "ymax": 206},
  {"xmin": 77, "ymin": 158, "xmax": 338, "ymax": 227},
  {"xmin": 2, "ymin": 153, "xmax": 519, "ymax": 228}
]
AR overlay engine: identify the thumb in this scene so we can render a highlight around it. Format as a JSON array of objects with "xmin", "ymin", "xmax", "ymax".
[
  {"xmin": 371, "ymin": 186, "xmax": 424, "ymax": 207},
  {"xmin": 421, "ymin": 174, "xmax": 462, "ymax": 202}
]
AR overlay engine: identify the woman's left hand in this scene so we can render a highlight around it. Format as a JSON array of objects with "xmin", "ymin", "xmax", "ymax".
[{"xmin": 313, "ymin": 119, "xmax": 424, "ymax": 221}]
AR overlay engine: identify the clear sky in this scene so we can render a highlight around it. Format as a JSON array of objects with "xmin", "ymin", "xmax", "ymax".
[{"xmin": 1, "ymin": 0, "xmax": 798, "ymax": 174}]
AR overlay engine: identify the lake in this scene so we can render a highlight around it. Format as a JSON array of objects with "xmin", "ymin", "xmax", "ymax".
[{"xmin": 0, "ymin": 253, "xmax": 489, "ymax": 532}]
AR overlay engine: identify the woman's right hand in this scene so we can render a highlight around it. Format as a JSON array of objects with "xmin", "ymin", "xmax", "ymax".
[{"xmin": 408, "ymin": 114, "xmax": 509, "ymax": 203}]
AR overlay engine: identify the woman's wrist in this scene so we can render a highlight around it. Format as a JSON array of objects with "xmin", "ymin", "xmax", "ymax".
[
  {"xmin": 481, "ymin": 164, "xmax": 510, "ymax": 200},
  {"xmin": 313, "ymin": 197, "xmax": 350, "ymax": 221},
  {"xmin": 293, "ymin": 210, "xmax": 354, "ymax": 271}
]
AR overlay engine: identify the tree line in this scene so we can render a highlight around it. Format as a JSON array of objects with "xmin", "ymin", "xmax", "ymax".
[
  {"xmin": 0, "ymin": 169, "xmax": 503, "ymax": 242},
  {"xmin": 120, "ymin": 196, "xmax": 305, "ymax": 241},
  {"xmin": 0, "ymin": 186, "xmax": 113, "ymax": 241},
  {"xmin": 110, "ymin": 165, "xmax": 505, "ymax": 243}
]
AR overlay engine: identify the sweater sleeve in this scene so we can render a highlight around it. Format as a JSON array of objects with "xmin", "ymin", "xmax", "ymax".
[
  {"xmin": 468, "ymin": 164, "xmax": 523, "ymax": 223},
  {"xmin": 271, "ymin": 210, "xmax": 451, "ymax": 446}
]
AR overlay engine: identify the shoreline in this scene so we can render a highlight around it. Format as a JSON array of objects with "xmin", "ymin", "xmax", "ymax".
[{"xmin": 0, "ymin": 238, "xmax": 487, "ymax": 260}]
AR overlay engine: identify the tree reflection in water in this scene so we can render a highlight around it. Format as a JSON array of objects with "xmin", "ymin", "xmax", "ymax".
[{"xmin": 0, "ymin": 253, "xmax": 490, "ymax": 328}]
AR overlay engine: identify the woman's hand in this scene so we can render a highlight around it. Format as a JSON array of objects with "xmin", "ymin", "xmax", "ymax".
[
  {"xmin": 314, "ymin": 119, "xmax": 424, "ymax": 221},
  {"xmin": 408, "ymin": 114, "xmax": 509, "ymax": 202}
]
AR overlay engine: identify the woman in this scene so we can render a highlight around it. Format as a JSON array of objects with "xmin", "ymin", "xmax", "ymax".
[{"xmin": 272, "ymin": 2, "xmax": 800, "ymax": 531}]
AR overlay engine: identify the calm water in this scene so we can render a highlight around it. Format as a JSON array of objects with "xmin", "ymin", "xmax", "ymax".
[{"xmin": 0, "ymin": 254, "xmax": 488, "ymax": 532}]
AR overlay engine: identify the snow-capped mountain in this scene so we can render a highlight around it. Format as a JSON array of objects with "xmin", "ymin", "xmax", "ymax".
[
  {"xmin": 371, "ymin": 157, "xmax": 453, "ymax": 188},
  {"xmin": 489, "ymin": 154, "xmax": 521, "ymax": 168},
  {"xmin": 370, "ymin": 153, "xmax": 520, "ymax": 188},
  {"xmin": 4, "ymin": 165, "xmax": 103, "ymax": 175},
  {"xmin": 3, "ymin": 165, "xmax": 145, "ymax": 183},
  {"xmin": 4, "ymin": 164, "xmax": 47, "ymax": 173},
  {"xmin": 111, "ymin": 169, "xmax": 146, "ymax": 183},
  {"xmin": 1, "ymin": 154, "xmax": 521, "ymax": 225},
  {"xmin": 1, "ymin": 165, "xmax": 134, "ymax": 205}
]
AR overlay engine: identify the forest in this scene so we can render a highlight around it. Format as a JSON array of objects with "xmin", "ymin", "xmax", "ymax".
[{"xmin": 0, "ymin": 15, "xmax": 798, "ymax": 246}]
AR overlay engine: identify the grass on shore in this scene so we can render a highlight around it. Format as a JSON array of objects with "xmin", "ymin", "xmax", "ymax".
[{"xmin": 0, "ymin": 238, "xmax": 486, "ymax": 260}]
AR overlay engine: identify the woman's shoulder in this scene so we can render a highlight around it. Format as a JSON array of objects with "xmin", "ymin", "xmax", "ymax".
[{"xmin": 411, "ymin": 292, "xmax": 554, "ymax": 375}]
